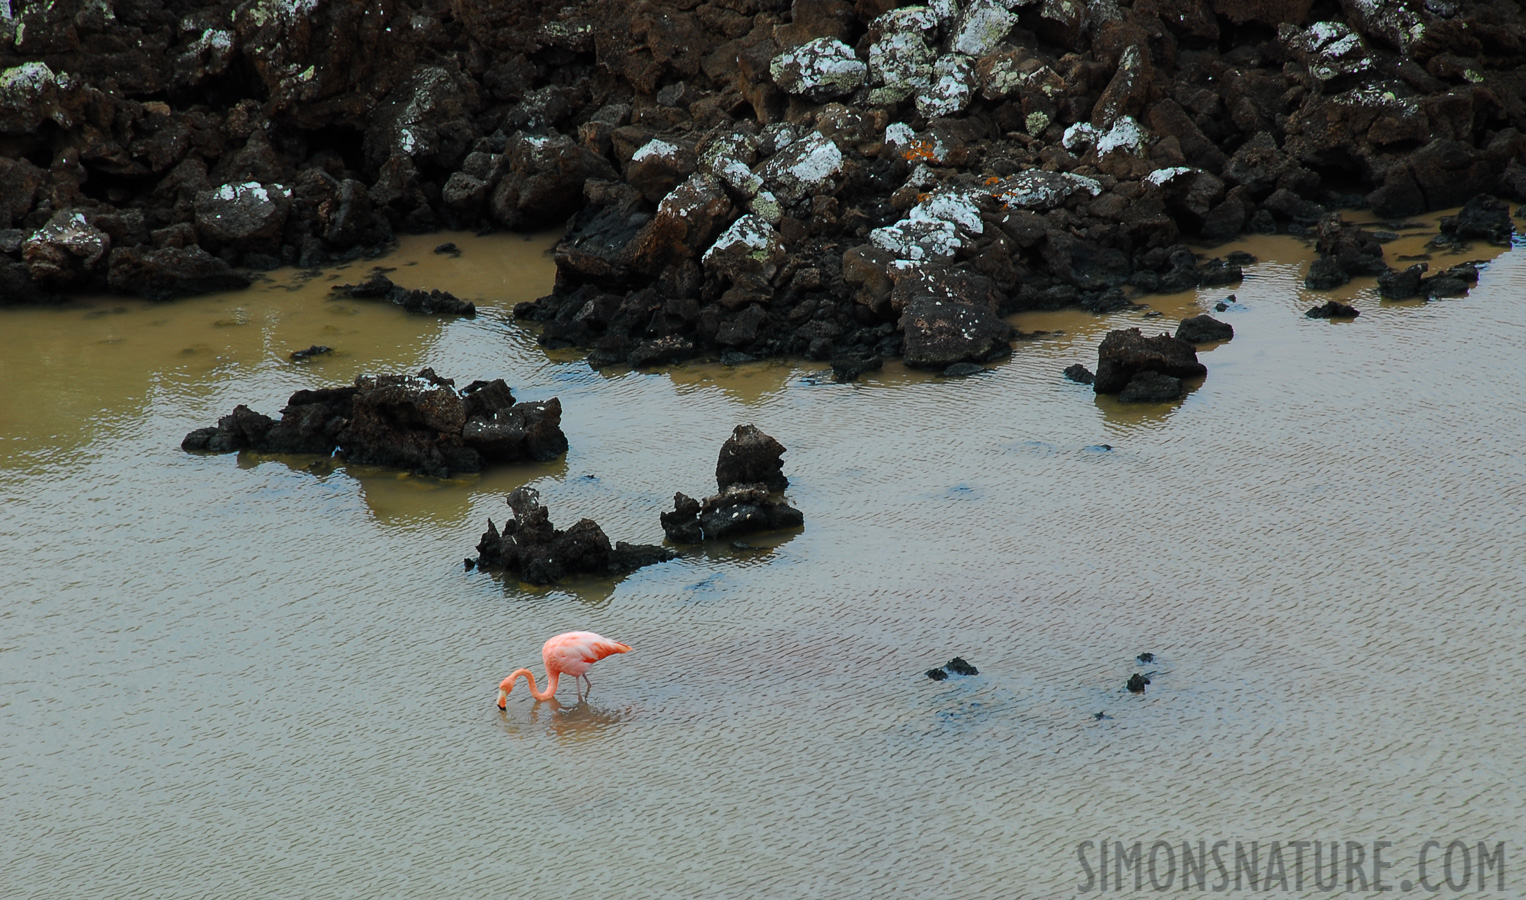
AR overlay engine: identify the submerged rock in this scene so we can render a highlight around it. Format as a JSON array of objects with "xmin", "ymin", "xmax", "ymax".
[
  {"xmin": 182, "ymin": 369, "xmax": 565, "ymax": 477},
  {"xmin": 1305, "ymin": 300, "xmax": 1361, "ymax": 319},
  {"xmin": 1127, "ymin": 673, "xmax": 1151, "ymax": 694},
  {"xmin": 473, "ymin": 487, "xmax": 676, "ymax": 585},
  {"xmin": 1118, "ymin": 371, "xmax": 1184, "ymax": 403},
  {"xmin": 330, "ymin": 273, "xmax": 475, "ymax": 316},
  {"xmin": 944, "ymin": 657, "xmax": 978, "ymax": 676}
]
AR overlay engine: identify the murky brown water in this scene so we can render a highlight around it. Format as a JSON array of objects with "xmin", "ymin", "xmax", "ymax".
[{"xmin": 3, "ymin": 223, "xmax": 1523, "ymax": 898}]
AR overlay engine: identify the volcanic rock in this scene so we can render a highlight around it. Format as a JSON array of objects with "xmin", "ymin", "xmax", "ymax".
[
  {"xmin": 1093, "ymin": 329, "xmax": 1207, "ymax": 394},
  {"xmin": 1305, "ymin": 300, "xmax": 1361, "ymax": 318},
  {"xmin": 183, "ymin": 369, "xmax": 565, "ymax": 477},
  {"xmin": 473, "ymin": 487, "xmax": 676, "ymax": 585},
  {"xmin": 1175, "ymin": 315, "xmax": 1234, "ymax": 344},
  {"xmin": 1440, "ymin": 195, "xmax": 1514, "ymax": 245},
  {"xmin": 330, "ymin": 272, "xmax": 475, "ymax": 316},
  {"xmin": 717, "ymin": 424, "xmax": 788, "ymax": 492}
]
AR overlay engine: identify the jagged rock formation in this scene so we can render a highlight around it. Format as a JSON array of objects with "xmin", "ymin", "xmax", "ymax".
[
  {"xmin": 472, "ymin": 486, "xmax": 676, "ymax": 585},
  {"xmin": 661, "ymin": 424, "xmax": 802, "ymax": 542},
  {"xmin": 182, "ymin": 368, "xmax": 566, "ymax": 477}
]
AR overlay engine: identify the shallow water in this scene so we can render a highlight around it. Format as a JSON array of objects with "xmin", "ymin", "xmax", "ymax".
[{"xmin": 2, "ymin": 224, "xmax": 1523, "ymax": 898}]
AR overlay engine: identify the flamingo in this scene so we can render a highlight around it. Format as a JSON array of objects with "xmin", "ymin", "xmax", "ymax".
[{"xmin": 497, "ymin": 631, "xmax": 631, "ymax": 707}]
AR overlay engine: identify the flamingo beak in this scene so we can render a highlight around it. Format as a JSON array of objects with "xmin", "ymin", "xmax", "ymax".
[{"xmin": 495, "ymin": 688, "xmax": 508, "ymax": 709}]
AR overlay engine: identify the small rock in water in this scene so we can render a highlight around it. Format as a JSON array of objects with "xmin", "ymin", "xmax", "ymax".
[
  {"xmin": 926, "ymin": 667, "xmax": 949, "ymax": 681},
  {"xmin": 1094, "ymin": 711, "xmax": 1111, "ymax": 720},
  {"xmin": 1136, "ymin": 652, "xmax": 1155, "ymax": 663},
  {"xmin": 463, "ymin": 558, "xmax": 476, "ymax": 571},
  {"xmin": 1063, "ymin": 363, "xmax": 1095, "ymax": 385},
  {"xmin": 1305, "ymin": 300, "xmax": 1360, "ymax": 319},
  {"xmin": 831, "ymin": 352, "xmax": 883, "ymax": 383},
  {"xmin": 944, "ymin": 657, "xmax": 978, "ymax": 676},
  {"xmin": 434, "ymin": 242, "xmax": 459, "ymax": 255},
  {"xmin": 289, "ymin": 344, "xmax": 332, "ymax": 360},
  {"xmin": 1225, "ymin": 251, "xmax": 1256, "ymax": 266},
  {"xmin": 1126, "ymin": 673, "xmax": 1151, "ymax": 694},
  {"xmin": 941, "ymin": 362, "xmax": 985, "ymax": 378}
]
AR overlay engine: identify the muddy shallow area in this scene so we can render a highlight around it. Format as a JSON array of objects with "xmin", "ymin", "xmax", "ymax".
[{"xmin": 3, "ymin": 225, "xmax": 1524, "ymax": 898}]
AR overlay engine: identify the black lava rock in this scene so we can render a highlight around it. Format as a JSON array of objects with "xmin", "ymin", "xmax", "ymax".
[
  {"xmin": 944, "ymin": 657, "xmax": 978, "ymax": 676},
  {"xmin": 1064, "ymin": 363, "xmax": 1095, "ymax": 384},
  {"xmin": 1305, "ymin": 301, "xmax": 1360, "ymax": 319},
  {"xmin": 1126, "ymin": 673, "xmax": 1151, "ymax": 693},
  {"xmin": 1174, "ymin": 314, "xmax": 1234, "ymax": 344},
  {"xmin": 1118, "ymin": 371, "xmax": 1184, "ymax": 403},
  {"xmin": 1304, "ymin": 256, "xmax": 1350, "ymax": 290}
]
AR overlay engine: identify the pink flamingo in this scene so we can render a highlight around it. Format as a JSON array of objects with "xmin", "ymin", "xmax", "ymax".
[{"xmin": 497, "ymin": 631, "xmax": 631, "ymax": 707}]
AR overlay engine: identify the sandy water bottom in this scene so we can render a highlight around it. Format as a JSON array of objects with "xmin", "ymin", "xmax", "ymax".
[{"xmin": 1, "ymin": 225, "xmax": 1523, "ymax": 898}]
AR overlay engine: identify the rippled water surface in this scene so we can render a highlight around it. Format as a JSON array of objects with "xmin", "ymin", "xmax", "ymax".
[{"xmin": 3, "ymin": 225, "xmax": 1523, "ymax": 898}]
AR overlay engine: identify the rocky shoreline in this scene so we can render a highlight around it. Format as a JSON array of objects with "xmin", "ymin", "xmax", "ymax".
[{"xmin": 4, "ymin": 0, "xmax": 1525, "ymax": 368}]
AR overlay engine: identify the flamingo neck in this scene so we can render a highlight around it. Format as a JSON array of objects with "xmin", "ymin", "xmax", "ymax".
[{"xmin": 508, "ymin": 667, "xmax": 559, "ymax": 701}]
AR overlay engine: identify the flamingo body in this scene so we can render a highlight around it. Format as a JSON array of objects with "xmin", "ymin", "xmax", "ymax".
[{"xmin": 497, "ymin": 631, "xmax": 631, "ymax": 707}]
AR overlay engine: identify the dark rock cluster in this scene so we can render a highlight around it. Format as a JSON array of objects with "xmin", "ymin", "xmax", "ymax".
[
  {"xmin": 660, "ymin": 424, "xmax": 803, "ymax": 543},
  {"xmin": 2, "ymin": 0, "xmax": 1523, "ymax": 364},
  {"xmin": 1092, "ymin": 326, "xmax": 1206, "ymax": 403},
  {"xmin": 182, "ymin": 368, "xmax": 567, "ymax": 477},
  {"xmin": 472, "ymin": 486, "xmax": 676, "ymax": 585},
  {"xmin": 926, "ymin": 656, "xmax": 978, "ymax": 681},
  {"xmin": 330, "ymin": 271, "xmax": 476, "ymax": 315}
]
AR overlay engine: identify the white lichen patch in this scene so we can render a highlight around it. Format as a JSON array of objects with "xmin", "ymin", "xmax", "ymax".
[
  {"xmin": 870, "ymin": 6, "xmax": 940, "ymax": 37},
  {"xmin": 1280, "ymin": 20, "xmax": 1372, "ymax": 83},
  {"xmin": 916, "ymin": 54, "xmax": 975, "ymax": 119},
  {"xmin": 770, "ymin": 37, "xmax": 867, "ymax": 100},
  {"xmin": 755, "ymin": 131, "xmax": 843, "ymax": 204},
  {"xmin": 703, "ymin": 214, "xmax": 785, "ymax": 276},
  {"xmin": 869, "ymin": 31, "xmax": 934, "ymax": 100},
  {"xmin": 987, "ymin": 170, "xmax": 1101, "ymax": 210},
  {"xmin": 1094, "ymin": 115, "xmax": 1146, "ymax": 157},
  {"xmin": 1144, "ymin": 166, "xmax": 1195, "ymax": 187},
  {"xmin": 948, "ymin": 0, "xmax": 1018, "ymax": 57},
  {"xmin": 869, "ymin": 188, "xmax": 987, "ymax": 262},
  {"xmin": 632, "ymin": 138, "xmax": 681, "ymax": 163},
  {"xmin": 1025, "ymin": 111, "xmax": 1050, "ymax": 136},
  {"xmin": 1062, "ymin": 121, "xmax": 1098, "ymax": 152},
  {"xmin": 869, "ymin": 216, "xmax": 962, "ymax": 262}
]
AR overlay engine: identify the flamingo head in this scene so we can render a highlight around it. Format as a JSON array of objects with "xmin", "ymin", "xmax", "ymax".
[{"xmin": 496, "ymin": 676, "xmax": 515, "ymax": 709}]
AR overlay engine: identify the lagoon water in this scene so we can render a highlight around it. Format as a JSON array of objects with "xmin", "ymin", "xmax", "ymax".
[{"xmin": 2, "ymin": 224, "xmax": 1522, "ymax": 898}]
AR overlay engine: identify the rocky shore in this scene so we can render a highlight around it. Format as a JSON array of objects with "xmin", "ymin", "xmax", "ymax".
[{"xmin": 4, "ymin": 0, "xmax": 1525, "ymax": 367}]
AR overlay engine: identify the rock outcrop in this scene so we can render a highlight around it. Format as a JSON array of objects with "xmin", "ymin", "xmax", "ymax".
[
  {"xmin": 182, "ymin": 368, "xmax": 566, "ymax": 477},
  {"xmin": 661, "ymin": 424, "xmax": 802, "ymax": 543},
  {"xmin": 1093, "ymin": 328, "xmax": 1207, "ymax": 396},
  {"xmin": 472, "ymin": 486, "xmax": 676, "ymax": 585},
  {"xmin": 3, "ymin": 0, "xmax": 1524, "ymax": 370}
]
